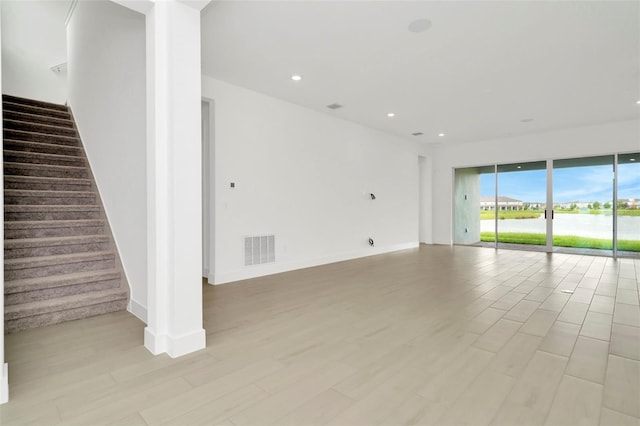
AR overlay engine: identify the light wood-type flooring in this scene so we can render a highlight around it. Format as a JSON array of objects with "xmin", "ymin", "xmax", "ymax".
[{"xmin": 1, "ymin": 245, "xmax": 639, "ymax": 425}]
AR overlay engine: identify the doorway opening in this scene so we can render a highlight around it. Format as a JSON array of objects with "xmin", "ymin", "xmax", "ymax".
[{"xmin": 201, "ymin": 99, "xmax": 215, "ymax": 281}]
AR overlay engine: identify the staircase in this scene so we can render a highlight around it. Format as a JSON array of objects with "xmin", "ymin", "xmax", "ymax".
[{"xmin": 3, "ymin": 94, "xmax": 129, "ymax": 333}]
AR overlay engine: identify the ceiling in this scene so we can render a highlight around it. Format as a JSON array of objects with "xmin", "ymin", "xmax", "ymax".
[{"xmin": 201, "ymin": 1, "xmax": 640, "ymax": 145}]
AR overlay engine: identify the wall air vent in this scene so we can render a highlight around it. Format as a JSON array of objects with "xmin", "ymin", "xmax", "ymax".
[
  {"xmin": 244, "ymin": 235, "xmax": 275, "ymax": 266},
  {"xmin": 326, "ymin": 103, "xmax": 343, "ymax": 110}
]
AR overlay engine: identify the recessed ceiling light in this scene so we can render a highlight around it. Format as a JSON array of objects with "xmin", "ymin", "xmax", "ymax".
[
  {"xmin": 636, "ymin": 100, "xmax": 640, "ymax": 104},
  {"xmin": 517, "ymin": 165, "xmax": 522, "ymax": 169},
  {"xmin": 412, "ymin": 132, "xmax": 424, "ymax": 136},
  {"xmin": 291, "ymin": 75, "xmax": 302, "ymax": 81},
  {"xmin": 408, "ymin": 18, "xmax": 432, "ymax": 33},
  {"xmin": 326, "ymin": 103, "xmax": 343, "ymax": 110},
  {"xmin": 438, "ymin": 133, "xmax": 445, "ymax": 137},
  {"xmin": 387, "ymin": 113, "xmax": 395, "ymax": 117}
]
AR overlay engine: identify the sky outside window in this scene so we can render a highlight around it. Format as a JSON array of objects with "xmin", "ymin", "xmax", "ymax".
[{"xmin": 480, "ymin": 164, "xmax": 640, "ymax": 203}]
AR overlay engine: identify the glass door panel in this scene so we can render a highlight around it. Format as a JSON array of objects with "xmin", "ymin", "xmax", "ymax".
[
  {"xmin": 552, "ymin": 156, "xmax": 614, "ymax": 255},
  {"xmin": 479, "ymin": 165, "xmax": 497, "ymax": 247},
  {"xmin": 496, "ymin": 161, "xmax": 548, "ymax": 250},
  {"xmin": 617, "ymin": 153, "xmax": 640, "ymax": 258}
]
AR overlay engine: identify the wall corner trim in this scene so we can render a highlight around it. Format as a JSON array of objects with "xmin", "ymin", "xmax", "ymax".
[
  {"xmin": 144, "ymin": 328, "xmax": 206, "ymax": 358},
  {"xmin": 177, "ymin": 0, "xmax": 212, "ymax": 12},
  {"xmin": 128, "ymin": 299, "xmax": 148, "ymax": 324},
  {"xmin": 64, "ymin": 0, "xmax": 78, "ymax": 27},
  {"xmin": 109, "ymin": 0, "xmax": 154, "ymax": 15},
  {"xmin": 0, "ymin": 363, "xmax": 8, "ymax": 404}
]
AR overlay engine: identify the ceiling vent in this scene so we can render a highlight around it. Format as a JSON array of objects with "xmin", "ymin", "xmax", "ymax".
[
  {"xmin": 326, "ymin": 103, "xmax": 343, "ymax": 110},
  {"xmin": 412, "ymin": 132, "xmax": 424, "ymax": 136}
]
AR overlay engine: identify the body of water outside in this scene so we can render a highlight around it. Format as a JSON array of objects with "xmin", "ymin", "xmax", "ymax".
[{"xmin": 481, "ymin": 214, "xmax": 640, "ymax": 240}]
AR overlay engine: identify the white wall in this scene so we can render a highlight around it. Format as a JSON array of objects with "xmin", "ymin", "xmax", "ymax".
[
  {"xmin": 67, "ymin": 0, "xmax": 147, "ymax": 321},
  {"xmin": 1, "ymin": 0, "xmax": 68, "ymax": 104},
  {"xmin": 203, "ymin": 76, "xmax": 426, "ymax": 284},
  {"xmin": 418, "ymin": 155, "xmax": 433, "ymax": 244},
  {"xmin": 432, "ymin": 119, "xmax": 640, "ymax": 245}
]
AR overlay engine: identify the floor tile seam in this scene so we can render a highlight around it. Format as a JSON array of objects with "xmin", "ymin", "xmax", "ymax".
[
  {"xmin": 329, "ymin": 386, "xmax": 357, "ymax": 405},
  {"xmin": 562, "ymin": 369, "xmax": 608, "ymax": 388},
  {"xmin": 144, "ymin": 380, "xmax": 269, "ymax": 425},
  {"xmin": 605, "ymin": 351, "xmax": 640, "ymax": 364},
  {"xmin": 563, "ymin": 297, "xmax": 609, "ymax": 372},
  {"xmin": 484, "ymin": 365, "xmax": 528, "ymax": 426},
  {"xmin": 538, "ymin": 341, "xmax": 591, "ymax": 425},
  {"xmin": 599, "ymin": 407, "xmax": 640, "ymax": 425}
]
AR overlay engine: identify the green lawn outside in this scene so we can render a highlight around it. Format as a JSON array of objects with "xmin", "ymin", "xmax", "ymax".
[
  {"xmin": 614, "ymin": 209, "xmax": 640, "ymax": 217},
  {"xmin": 480, "ymin": 210, "xmax": 543, "ymax": 220},
  {"xmin": 480, "ymin": 208, "xmax": 640, "ymax": 220},
  {"xmin": 480, "ymin": 232, "xmax": 640, "ymax": 252}
]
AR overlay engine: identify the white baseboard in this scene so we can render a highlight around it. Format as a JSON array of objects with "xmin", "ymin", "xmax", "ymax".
[
  {"xmin": 0, "ymin": 363, "xmax": 8, "ymax": 404},
  {"xmin": 212, "ymin": 242, "xmax": 419, "ymax": 285},
  {"xmin": 127, "ymin": 298, "xmax": 148, "ymax": 324},
  {"xmin": 144, "ymin": 327, "xmax": 206, "ymax": 358}
]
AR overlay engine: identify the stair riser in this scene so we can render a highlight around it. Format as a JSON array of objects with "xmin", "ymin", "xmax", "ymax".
[
  {"xmin": 5, "ymin": 195, "xmax": 96, "ymax": 205},
  {"xmin": 4, "ymin": 152, "xmax": 86, "ymax": 167},
  {"xmin": 5, "ymin": 242, "xmax": 111, "ymax": 259},
  {"xmin": 2, "ymin": 102, "xmax": 71, "ymax": 119},
  {"xmin": 4, "ymin": 110, "xmax": 74, "ymax": 128},
  {"xmin": 5, "ymin": 278, "xmax": 121, "ymax": 305},
  {"xmin": 4, "ymin": 140, "xmax": 83, "ymax": 157},
  {"xmin": 5, "ymin": 258, "xmax": 116, "ymax": 280},
  {"xmin": 5, "ymin": 225, "xmax": 105, "ymax": 239},
  {"xmin": 4, "ymin": 120, "xmax": 78, "ymax": 137},
  {"xmin": 3, "ymin": 95, "xmax": 69, "ymax": 112},
  {"xmin": 4, "ymin": 164, "xmax": 89, "ymax": 179},
  {"xmin": 3, "ymin": 129, "xmax": 80, "ymax": 146},
  {"xmin": 5, "ymin": 299, "xmax": 128, "ymax": 333},
  {"xmin": 5, "ymin": 181, "xmax": 92, "ymax": 192},
  {"xmin": 5, "ymin": 211, "xmax": 101, "ymax": 221}
]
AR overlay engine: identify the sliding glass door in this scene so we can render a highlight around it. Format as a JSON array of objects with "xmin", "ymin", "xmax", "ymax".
[
  {"xmin": 495, "ymin": 161, "xmax": 547, "ymax": 250},
  {"xmin": 454, "ymin": 152, "xmax": 638, "ymax": 258},
  {"xmin": 552, "ymin": 156, "xmax": 614, "ymax": 255},
  {"xmin": 617, "ymin": 153, "xmax": 640, "ymax": 257}
]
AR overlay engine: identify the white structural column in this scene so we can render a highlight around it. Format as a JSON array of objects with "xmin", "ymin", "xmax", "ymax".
[
  {"xmin": 144, "ymin": 0, "xmax": 207, "ymax": 357},
  {"xmin": 0, "ymin": 0, "xmax": 8, "ymax": 405}
]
